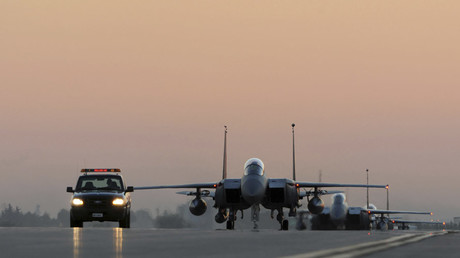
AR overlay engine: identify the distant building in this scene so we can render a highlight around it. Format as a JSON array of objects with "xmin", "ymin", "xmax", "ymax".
[{"xmin": 453, "ymin": 217, "xmax": 460, "ymax": 224}]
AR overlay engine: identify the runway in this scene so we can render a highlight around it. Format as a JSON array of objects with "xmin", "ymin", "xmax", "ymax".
[{"xmin": 0, "ymin": 227, "xmax": 456, "ymax": 258}]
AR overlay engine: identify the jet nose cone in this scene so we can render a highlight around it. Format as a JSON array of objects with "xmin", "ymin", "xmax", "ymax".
[
  {"xmin": 241, "ymin": 177, "xmax": 265, "ymax": 204},
  {"xmin": 330, "ymin": 204, "xmax": 348, "ymax": 226}
]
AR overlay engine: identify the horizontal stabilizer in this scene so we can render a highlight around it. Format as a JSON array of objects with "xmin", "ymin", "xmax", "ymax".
[
  {"xmin": 300, "ymin": 190, "xmax": 344, "ymax": 198},
  {"xmin": 176, "ymin": 190, "xmax": 215, "ymax": 198}
]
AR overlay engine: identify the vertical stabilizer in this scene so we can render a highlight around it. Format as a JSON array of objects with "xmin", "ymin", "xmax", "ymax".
[
  {"xmin": 292, "ymin": 123, "xmax": 296, "ymax": 181},
  {"xmin": 366, "ymin": 169, "xmax": 369, "ymax": 209},
  {"xmin": 222, "ymin": 126, "xmax": 228, "ymax": 179}
]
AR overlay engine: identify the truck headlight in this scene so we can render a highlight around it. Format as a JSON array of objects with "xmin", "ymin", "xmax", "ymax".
[
  {"xmin": 112, "ymin": 198, "xmax": 125, "ymax": 206},
  {"xmin": 72, "ymin": 198, "xmax": 84, "ymax": 206}
]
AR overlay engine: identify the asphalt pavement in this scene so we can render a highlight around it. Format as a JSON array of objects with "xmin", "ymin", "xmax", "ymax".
[{"xmin": 0, "ymin": 227, "xmax": 456, "ymax": 258}]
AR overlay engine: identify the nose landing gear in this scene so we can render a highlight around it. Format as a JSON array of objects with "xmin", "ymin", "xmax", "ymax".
[
  {"xmin": 251, "ymin": 205, "xmax": 260, "ymax": 230},
  {"xmin": 276, "ymin": 209, "xmax": 289, "ymax": 230}
]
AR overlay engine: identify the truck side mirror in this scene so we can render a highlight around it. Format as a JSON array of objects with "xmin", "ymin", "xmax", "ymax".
[
  {"xmin": 126, "ymin": 186, "xmax": 134, "ymax": 193},
  {"xmin": 67, "ymin": 187, "xmax": 74, "ymax": 193}
]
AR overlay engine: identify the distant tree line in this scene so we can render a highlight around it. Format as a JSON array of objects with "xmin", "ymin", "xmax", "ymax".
[
  {"xmin": 1, "ymin": 203, "xmax": 456, "ymax": 230},
  {"xmin": 416, "ymin": 221, "xmax": 458, "ymax": 230},
  {"xmin": 0, "ymin": 203, "xmax": 190, "ymax": 228},
  {"xmin": 0, "ymin": 204, "xmax": 69, "ymax": 227}
]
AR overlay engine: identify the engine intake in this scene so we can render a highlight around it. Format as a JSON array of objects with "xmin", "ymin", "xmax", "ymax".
[
  {"xmin": 215, "ymin": 209, "xmax": 228, "ymax": 223},
  {"xmin": 308, "ymin": 197, "xmax": 325, "ymax": 214},
  {"xmin": 189, "ymin": 198, "xmax": 207, "ymax": 216}
]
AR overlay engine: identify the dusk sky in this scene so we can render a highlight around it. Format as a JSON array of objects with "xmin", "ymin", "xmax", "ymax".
[{"xmin": 1, "ymin": 1, "xmax": 459, "ymax": 221}]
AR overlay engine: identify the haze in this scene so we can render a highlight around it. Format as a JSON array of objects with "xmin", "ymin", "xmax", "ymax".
[{"xmin": 1, "ymin": 1, "xmax": 459, "ymax": 221}]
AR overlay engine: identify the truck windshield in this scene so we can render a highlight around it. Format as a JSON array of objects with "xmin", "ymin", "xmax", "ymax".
[{"xmin": 76, "ymin": 176, "xmax": 123, "ymax": 192}]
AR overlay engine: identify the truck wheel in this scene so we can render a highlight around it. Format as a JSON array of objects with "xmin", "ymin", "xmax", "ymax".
[
  {"xmin": 70, "ymin": 217, "xmax": 83, "ymax": 228},
  {"xmin": 119, "ymin": 213, "xmax": 130, "ymax": 228}
]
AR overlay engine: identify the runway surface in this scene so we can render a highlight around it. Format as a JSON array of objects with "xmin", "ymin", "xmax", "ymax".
[{"xmin": 0, "ymin": 227, "xmax": 456, "ymax": 258}]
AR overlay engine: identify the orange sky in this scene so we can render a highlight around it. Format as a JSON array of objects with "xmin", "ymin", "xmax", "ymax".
[{"xmin": 1, "ymin": 1, "xmax": 459, "ymax": 221}]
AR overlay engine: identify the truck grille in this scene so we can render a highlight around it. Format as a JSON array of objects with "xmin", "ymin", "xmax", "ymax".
[{"xmin": 86, "ymin": 198, "xmax": 111, "ymax": 207}]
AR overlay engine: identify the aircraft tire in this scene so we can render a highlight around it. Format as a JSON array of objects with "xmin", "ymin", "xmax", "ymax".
[
  {"xmin": 282, "ymin": 220, "xmax": 289, "ymax": 231},
  {"xmin": 226, "ymin": 220, "xmax": 234, "ymax": 230}
]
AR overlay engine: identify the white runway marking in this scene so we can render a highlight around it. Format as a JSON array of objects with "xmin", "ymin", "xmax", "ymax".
[{"xmin": 283, "ymin": 231, "xmax": 448, "ymax": 258}]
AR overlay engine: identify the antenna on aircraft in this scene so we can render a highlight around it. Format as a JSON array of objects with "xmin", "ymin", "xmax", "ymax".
[
  {"xmin": 292, "ymin": 123, "xmax": 296, "ymax": 181},
  {"xmin": 222, "ymin": 126, "xmax": 228, "ymax": 180}
]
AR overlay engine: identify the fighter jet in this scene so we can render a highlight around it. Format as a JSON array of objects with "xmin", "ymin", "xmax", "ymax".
[
  {"xmin": 366, "ymin": 208, "xmax": 432, "ymax": 230},
  {"xmin": 135, "ymin": 124, "xmax": 387, "ymax": 230},
  {"xmin": 390, "ymin": 219, "xmax": 446, "ymax": 230},
  {"xmin": 310, "ymin": 193, "xmax": 432, "ymax": 230},
  {"xmin": 310, "ymin": 193, "xmax": 370, "ymax": 230}
]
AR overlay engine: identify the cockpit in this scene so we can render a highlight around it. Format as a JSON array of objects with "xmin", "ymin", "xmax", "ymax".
[
  {"xmin": 363, "ymin": 204, "xmax": 377, "ymax": 210},
  {"xmin": 332, "ymin": 193, "xmax": 346, "ymax": 204},
  {"xmin": 243, "ymin": 158, "xmax": 265, "ymax": 176}
]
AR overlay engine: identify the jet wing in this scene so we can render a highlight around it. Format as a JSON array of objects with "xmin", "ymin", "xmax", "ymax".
[
  {"xmin": 391, "ymin": 219, "xmax": 444, "ymax": 225},
  {"xmin": 296, "ymin": 182, "xmax": 387, "ymax": 188},
  {"xmin": 134, "ymin": 182, "xmax": 218, "ymax": 190},
  {"xmin": 367, "ymin": 209, "xmax": 432, "ymax": 215}
]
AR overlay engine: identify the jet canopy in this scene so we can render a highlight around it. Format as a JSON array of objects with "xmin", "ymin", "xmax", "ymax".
[
  {"xmin": 364, "ymin": 204, "xmax": 377, "ymax": 210},
  {"xmin": 244, "ymin": 158, "xmax": 265, "ymax": 176},
  {"xmin": 332, "ymin": 193, "xmax": 346, "ymax": 204}
]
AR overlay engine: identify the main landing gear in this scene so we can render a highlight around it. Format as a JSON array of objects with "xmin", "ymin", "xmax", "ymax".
[
  {"xmin": 226, "ymin": 220, "xmax": 234, "ymax": 230},
  {"xmin": 226, "ymin": 209, "xmax": 241, "ymax": 230},
  {"xmin": 275, "ymin": 209, "xmax": 289, "ymax": 231}
]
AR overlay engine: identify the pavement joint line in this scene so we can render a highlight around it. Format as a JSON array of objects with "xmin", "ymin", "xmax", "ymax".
[{"xmin": 282, "ymin": 231, "xmax": 448, "ymax": 258}]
